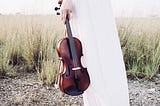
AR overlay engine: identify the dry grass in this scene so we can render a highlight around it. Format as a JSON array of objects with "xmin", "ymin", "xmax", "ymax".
[
  {"xmin": 0, "ymin": 15, "xmax": 64, "ymax": 83},
  {"xmin": 117, "ymin": 17, "xmax": 160, "ymax": 79},
  {"xmin": 0, "ymin": 15, "xmax": 160, "ymax": 84}
]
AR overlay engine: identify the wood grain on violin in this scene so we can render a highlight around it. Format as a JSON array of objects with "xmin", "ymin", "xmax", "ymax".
[{"xmin": 56, "ymin": 15, "xmax": 90, "ymax": 96}]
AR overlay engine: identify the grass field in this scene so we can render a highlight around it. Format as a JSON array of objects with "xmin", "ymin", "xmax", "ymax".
[
  {"xmin": 116, "ymin": 17, "xmax": 160, "ymax": 78},
  {"xmin": 0, "ymin": 15, "xmax": 64, "ymax": 84},
  {"xmin": 0, "ymin": 15, "xmax": 160, "ymax": 84}
]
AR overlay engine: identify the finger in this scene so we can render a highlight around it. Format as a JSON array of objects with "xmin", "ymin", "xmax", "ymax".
[
  {"xmin": 67, "ymin": 10, "xmax": 72, "ymax": 20},
  {"xmin": 63, "ymin": 11, "xmax": 67, "ymax": 24},
  {"xmin": 61, "ymin": 10, "xmax": 67, "ymax": 24},
  {"xmin": 60, "ymin": 10, "xmax": 63, "ymax": 21},
  {"xmin": 64, "ymin": 28, "xmax": 67, "ymax": 37}
]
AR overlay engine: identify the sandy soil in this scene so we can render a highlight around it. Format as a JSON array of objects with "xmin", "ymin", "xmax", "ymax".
[{"xmin": 0, "ymin": 72, "xmax": 160, "ymax": 106}]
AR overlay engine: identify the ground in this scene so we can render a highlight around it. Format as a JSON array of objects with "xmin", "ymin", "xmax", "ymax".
[{"xmin": 0, "ymin": 72, "xmax": 160, "ymax": 106}]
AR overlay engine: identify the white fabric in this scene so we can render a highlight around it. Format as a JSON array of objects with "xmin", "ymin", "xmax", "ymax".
[{"xmin": 64, "ymin": 0, "xmax": 130, "ymax": 106}]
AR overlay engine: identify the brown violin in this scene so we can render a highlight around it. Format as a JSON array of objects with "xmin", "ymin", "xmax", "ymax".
[{"xmin": 55, "ymin": 4, "xmax": 90, "ymax": 96}]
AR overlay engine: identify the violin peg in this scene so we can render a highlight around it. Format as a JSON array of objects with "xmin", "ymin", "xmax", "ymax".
[
  {"xmin": 55, "ymin": 7, "xmax": 60, "ymax": 11},
  {"xmin": 57, "ymin": 12, "xmax": 60, "ymax": 15},
  {"xmin": 54, "ymin": 6, "xmax": 61, "ymax": 15}
]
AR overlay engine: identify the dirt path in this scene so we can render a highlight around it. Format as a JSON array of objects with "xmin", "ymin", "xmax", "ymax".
[
  {"xmin": 0, "ymin": 73, "xmax": 160, "ymax": 106},
  {"xmin": 0, "ymin": 73, "xmax": 82, "ymax": 106}
]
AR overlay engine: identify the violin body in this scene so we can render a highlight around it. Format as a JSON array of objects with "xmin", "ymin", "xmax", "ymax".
[{"xmin": 56, "ymin": 37, "xmax": 90, "ymax": 96}]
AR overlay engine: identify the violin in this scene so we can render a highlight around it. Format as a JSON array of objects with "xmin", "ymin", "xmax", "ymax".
[{"xmin": 54, "ymin": 2, "xmax": 90, "ymax": 96}]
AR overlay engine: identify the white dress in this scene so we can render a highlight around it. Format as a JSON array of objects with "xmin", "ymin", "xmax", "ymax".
[{"xmin": 64, "ymin": 0, "xmax": 130, "ymax": 106}]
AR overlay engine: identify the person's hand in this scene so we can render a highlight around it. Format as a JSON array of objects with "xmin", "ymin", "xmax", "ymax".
[{"xmin": 60, "ymin": 0, "xmax": 73, "ymax": 24}]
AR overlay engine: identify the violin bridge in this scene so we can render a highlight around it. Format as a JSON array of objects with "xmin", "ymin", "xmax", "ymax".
[{"xmin": 72, "ymin": 67, "xmax": 81, "ymax": 71}]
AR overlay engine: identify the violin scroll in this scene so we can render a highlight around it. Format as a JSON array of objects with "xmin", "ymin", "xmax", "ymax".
[
  {"xmin": 58, "ymin": 0, "xmax": 63, "ymax": 5},
  {"xmin": 54, "ymin": 0, "xmax": 62, "ymax": 15}
]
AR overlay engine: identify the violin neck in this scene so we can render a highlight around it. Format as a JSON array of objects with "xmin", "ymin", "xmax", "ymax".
[{"xmin": 66, "ymin": 16, "xmax": 78, "ymax": 60}]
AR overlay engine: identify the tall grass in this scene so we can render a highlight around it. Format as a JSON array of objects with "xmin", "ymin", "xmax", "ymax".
[
  {"xmin": 117, "ymin": 17, "xmax": 160, "ymax": 79},
  {"xmin": 0, "ymin": 15, "xmax": 160, "ymax": 83},
  {"xmin": 0, "ymin": 15, "xmax": 64, "ymax": 83}
]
